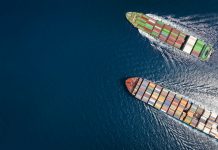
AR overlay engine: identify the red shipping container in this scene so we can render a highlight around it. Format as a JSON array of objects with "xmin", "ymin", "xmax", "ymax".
[
  {"xmin": 175, "ymin": 40, "xmax": 183, "ymax": 45},
  {"xmin": 174, "ymin": 43, "xmax": 182, "ymax": 48},
  {"xmin": 176, "ymin": 37, "xmax": 185, "ymax": 42},
  {"xmin": 167, "ymin": 40, "xmax": 174, "ymax": 46},
  {"xmin": 167, "ymin": 38, "xmax": 174, "ymax": 43},
  {"xmin": 191, "ymin": 50, "xmax": 200, "ymax": 57},
  {"xmin": 153, "ymin": 28, "xmax": 160, "ymax": 33},
  {"xmin": 168, "ymin": 36, "xmax": 176, "ymax": 42},
  {"xmin": 159, "ymin": 37, "xmax": 166, "ymax": 42},
  {"xmin": 156, "ymin": 23, "xmax": 164, "ymax": 28},
  {"xmin": 167, "ymin": 39, "xmax": 175, "ymax": 45},
  {"xmin": 164, "ymin": 25, "xmax": 172, "ymax": 30},
  {"xmin": 141, "ymin": 16, "xmax": 149, "ymax": 22},
  {"xmin": 175, "ymin": 39, "xmax": 183, "ymax": 45},
  {"xmin": 143, "ymin": 28, "xmax": 152, "ymax": 33},
  {"xmin": 172, "ymin": 29, "xmax": 179, "ymax": 34}
]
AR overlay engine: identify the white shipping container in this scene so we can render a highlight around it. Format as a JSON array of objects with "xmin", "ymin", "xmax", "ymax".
[
  {"xmin": 212, "ymin": 123, "xmax": 218, "ymax": 129},
  {"xmin": 197, "ymin": 122, "xmax": 205, "ymax": 130},
  {"xmin": 183, "ymin": 44, "xmax": 193, "ymax": 54},
  {"xmin": 156, "ymin": 26, "xmax": 162, "ymax": 30},
  {"xmin": 142, "ymin": 97, "xmax": 149, "ymax": 103},
  {"xmin": 188, "ymin": 36, "xmax": 197, "ymax": 45},
  {"xmin": 203, "ymin": 110, "xmax": 211, "ymax": 117},
  {"xmin": 203, "ymin": 127, "xmax": 210, "ymax": 134},
  {"xmin": 149, "ymin": 18, "xmax": 156, "ymax": 24},
  {"xmin": 210, "ymin": 129, "xmax": 218, "ymax": 136},
  {"xmin": 211, "ymin": 112, "xmax": 217, "ymax": 119}
]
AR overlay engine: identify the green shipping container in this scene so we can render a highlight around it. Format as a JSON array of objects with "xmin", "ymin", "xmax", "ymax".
[
  {"xmin": 163, "ymin": 28, "xmax": 170, "ymax": 33},
  {"xmin": 194, "ymin": 44, "xmax": 203, "ymax": 51},
  {"xmin": 197, "ymin": 39, "xmax": 205, "ymax": 46},
  {"xmin": 145, "ymin": 23, "xmax": 153, "ymax": 30},
  {"xmin": 136, "ymin": 20, "xmax": 146, "ymax": 27},
  {"xmin": 162, "ymin": 31, "xmax": 169, "ymax": 37},
  {"xmin": 151, "ymin": 31, "xmax": 159, "ymax": 37},
  {"xmin": 137, "ymin": 17, "xmax": 147, "ymax": 24}
]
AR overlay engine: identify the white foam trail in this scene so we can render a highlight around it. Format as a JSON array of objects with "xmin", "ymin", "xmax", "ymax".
[{"xmin": 135, "ymin": 13, "xmax": 218, "ymax": 145}]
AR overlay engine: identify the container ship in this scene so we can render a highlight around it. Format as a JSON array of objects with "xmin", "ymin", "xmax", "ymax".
[
  {"xmin": 126, "ymin": 12, "xmax": 213, "ymax": 61},
  {"xmin": 125, "ymin": 77, "xmax": 218, "ymax": 139}
]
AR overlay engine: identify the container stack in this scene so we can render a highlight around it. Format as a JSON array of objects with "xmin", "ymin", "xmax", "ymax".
[
  {"xmin": 182, "ymin": 36, "xmax": 197, "ymax": 54},
  {"xmin": 174, "ymin": 32, "xmax": 186, "ymax": 49},
  {"xmin": 174, "ymin": 98, "xmax": 188, "ymax": 119},
  {"xmin": 154, "ymin": 89, "xmax": 169, "ymax": 110},
  {"xmin": 135, "ymin": 17, "xmax": 147, "ymax": 31},
  {"xmin": 166, "ymin": 29, "xmax": 180, "ymax": 46},
  {"xmin": 127, "ymin": 77, "xmax": 218, "ymax": 139},
  {"xmin": 191, "ymin": 40, "xmax": 205, "ymax": 57},
  {"xmin": 210, "ymin": 113, "xmax": 218, "ymax": 138},
  {"xmin": 148, "ymin": 85, "xmax": 162, "ymax": 106},
  {"xmin": 132, "ymin": 78, "xmax": 143, "ymax": 95},
  {"xmin": 143, "ymin": 18, "xmax": 156, "ymax": 34},
  {"xmin": 184, "ymin": 104, "xmax": 198, "ymax": 124},
  {"xmin": 204, "ymin": 112, "xmax": 216, "ymax": 134},
  {"xmin": 142, "ymin": 82, "xmax": 156, "ymax": 103},
  {"xmin": 196, "ymin": 110, "xmax": 211, "ymax": 130},
  {"xmin": 141, "ymin": 15, "xmax": 150, "ymax": 22},
  {"xmin": 180, "ymin": 102, "xmax": 192, "ymax": 121},
  {"xmin": 161, "ymin": 92, "xmax": 175, "ymax": 113},
  {"xmin": 135, "ymin": 80, "xmax": 149, "ymax": 99},
  {"xmin": 200, "ymin": 46, "xmax": 211, "ymax": 61},
  {"xmin": 167, "ymin": 95, "xmax": 182, "ymax": 116},
  {"xmin": 159, "ymin": 25, "xmax": 172, "ymax": 42},
  {"xmin": 126, "ymin": 12, "xmax": 213, "ymax": 61},
  {"xmin": 190, "ymin": 106, "xmax": 204, "ymax": 127},
  {"xmin": 151, "ymin": 21, "xmax": 164, "ymax": 38}
]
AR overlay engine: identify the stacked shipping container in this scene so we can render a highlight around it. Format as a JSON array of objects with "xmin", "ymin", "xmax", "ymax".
[
  {"xmin": 167, "ymin": 95, "xmax": 182, "ymax": 116},
  {"xmin": 182, "ymin": 36, "xmax": 197, "ymax": 54},
  {"xmin": 161, "ymin": 92, "xmax": 175, "ymax": 113},
  {"xmin": 191, "ymin": 40, "xmax": 205, "ymax": 57},
  {"xmin": 151, "ymin": 21, "xmax": 164, "ymax": 38},
  {"xmin": 159, "ymin": 25, "xmax": 172, "ymax": 42},
  {"xmin": 174, "ymin": 32, "xmax": 186, "ymax": 49},
  {"xmin": 129, "ymin": 78, "xmax": 218, "ymax": 139},
  {"xmin": 154, "ymin": 89, "xmax": 169, "ymax": 110},
  {"xmin": 174, "ymin": 98, "xmax": 188, "ymax": 119},
  {"xmin": 126, "ymin": 12, "xmax": 213, "ymax": 61},
  {"xmin": 148, "ymin": 85, "xmax": 162, "ymax": 106},
  {"xmin": 166, "ymin": 29, "xmax": 179, "ymax": 46}
]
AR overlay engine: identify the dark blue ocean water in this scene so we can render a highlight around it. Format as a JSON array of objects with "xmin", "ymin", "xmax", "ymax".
[{"xmin": 1, "ymin": 0, "xmax": 218, "ymax": 149}]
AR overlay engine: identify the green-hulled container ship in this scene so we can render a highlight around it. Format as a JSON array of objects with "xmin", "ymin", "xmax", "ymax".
[{"xmin": 126, "ymin": 12, "xmax": 213, "ymax": 61}]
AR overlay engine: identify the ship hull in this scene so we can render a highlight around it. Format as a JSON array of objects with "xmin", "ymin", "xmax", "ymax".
[
  {"xmin": 126, "ymin": 12, "xmax": 213, "ymax": 61},
  {"xmin": 125, "ymin": 77, "xmax": 218, "ymax": 140}
]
